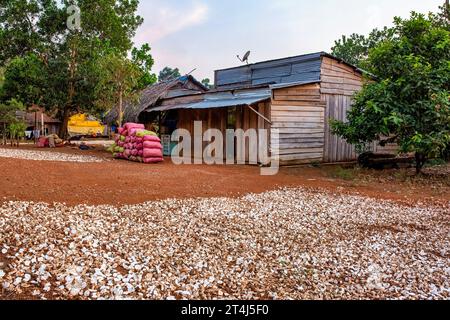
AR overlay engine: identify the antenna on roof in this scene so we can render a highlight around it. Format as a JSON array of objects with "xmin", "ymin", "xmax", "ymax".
[
  {"xmin": 237, "ymin": 51, "xmax": 251, "ymax": 65},
  {"xmin": 186, "ymin": 68, "xmax": 196, "ymax": 76}
]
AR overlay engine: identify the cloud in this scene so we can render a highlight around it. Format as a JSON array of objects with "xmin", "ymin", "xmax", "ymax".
[{"xmin": 136, "ymin": 0, "xmax": 209, "ymax": 43}]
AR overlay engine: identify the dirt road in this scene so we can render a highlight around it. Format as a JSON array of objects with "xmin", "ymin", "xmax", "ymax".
[{"xmin": 0, "ymin": 146, "xmax": 448, "ymax": 206}]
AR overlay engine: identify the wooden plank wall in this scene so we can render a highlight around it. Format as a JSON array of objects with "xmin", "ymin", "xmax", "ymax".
[
  {"xmin": 176, "ymin": 102, "xmax": 270, "ymax": 163},
  {"xmin": 323, "ymin": 95, "xmax": 358, "ymax": 162},
  {"xmin": 270, "ymin": 83, "xmax": 326, "ymax": 166},
  {"xmin": 321, "ymin": 57, "xmax": 363, "ymax": 163}
]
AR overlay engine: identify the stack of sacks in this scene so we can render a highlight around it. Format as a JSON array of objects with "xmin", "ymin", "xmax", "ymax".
[{"xmin": 109, "ymin": 123, "xmax": 164, "ymax": 163}]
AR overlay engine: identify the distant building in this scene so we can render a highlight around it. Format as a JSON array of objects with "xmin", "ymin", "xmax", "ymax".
[{"xmin": 16, "ymin": 107, "xmax": 61, "ymax": 138}]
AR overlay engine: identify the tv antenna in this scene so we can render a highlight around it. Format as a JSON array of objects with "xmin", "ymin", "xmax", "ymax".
[{"xmin": 237, "ymin": 51, "xmax": 251, "ymax": 64}]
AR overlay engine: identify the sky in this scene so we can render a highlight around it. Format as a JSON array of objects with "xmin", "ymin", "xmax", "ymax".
[{"xmin": 134, "ymin": 0, "xmax": 444, "ymax": 81}]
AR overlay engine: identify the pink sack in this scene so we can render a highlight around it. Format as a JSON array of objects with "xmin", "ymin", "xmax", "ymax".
[
  {"xmin": 143, "ymin": 135, "xmax": 161, "ymax": 142},
  {"xmin": 131, "ymin": 149, "xmax": 138, "ymax": 156},
  {"xmin": 124, "ymin": 149, "xmax": 132, "ymax": 157},
  {"xmin": 129, "ymin": 128, "xmax": 145, "ymax": 136},
  {"xmin": 135, "ymin": 137, "xmax": 143, "ymax": 144},
  {"xmin": 124, "ymin": 123, "xmax": 145, "ymax": 131},
  {"xmin": 143, "ymin": 157, "xmax": 164, "ymax": 164},
  {"xmin": 136, "ymin": 143, "xmax": 143, "ymax": 150},
  {"xmin": 128, "ymin": 128, "xmax": 137, "ymax": 136},
  {"xmin": 143, "ymin": 148, "xmax": 163, "ymax": 158},
  {"xmin": 122, "ymin": 130, "xmax": 128, "ymax": 137},
  {"xmin": 143, "ymin": 141, "xmax": 163, "ymax": 150},
  {"xmin": 118, "ymin": 128, "xmax": 124, "ymax": 135},
  {"xmin": 138, "ymin": 150, "xmax": 143, "ymax": 157},
  {"xmin": 125, "ymin": 136, "xmax": 131, "ymax": 143},
  {"xmin": 118, "ymin": 141, "xmax": 125, "ymax": 147}
]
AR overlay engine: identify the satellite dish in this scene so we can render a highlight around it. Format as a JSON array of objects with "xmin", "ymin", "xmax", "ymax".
[{"xmin": 237, "ymin": 51, "xmax": 251, "ymax": 64}]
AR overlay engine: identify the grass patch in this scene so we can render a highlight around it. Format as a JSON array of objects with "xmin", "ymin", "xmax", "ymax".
[
  {"xmin": 425, "ymin": 158, "xmax": 448, "ymax": 168},
  {"xmin": 328, "ymin": 166, "xmax": 357, "ymax": 181}
]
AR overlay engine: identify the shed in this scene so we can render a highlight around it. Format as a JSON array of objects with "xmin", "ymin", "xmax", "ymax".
[
  {"xmin": 104, "ymin": 75, "xmax": 208, "ymax": 125},
  {"xmin": 132, "ymin": 52, "xmax": 396, "ymax": 165}
]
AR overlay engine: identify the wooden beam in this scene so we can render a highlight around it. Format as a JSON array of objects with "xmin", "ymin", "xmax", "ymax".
[{"xmin": 249, "ymin": 105, "xmax": 272, "ymax": 124}]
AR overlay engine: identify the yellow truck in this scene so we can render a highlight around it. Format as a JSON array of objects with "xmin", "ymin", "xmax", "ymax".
[{"xmin": 68, "ymin": 114, "xmax": 105, "ymax": 137}]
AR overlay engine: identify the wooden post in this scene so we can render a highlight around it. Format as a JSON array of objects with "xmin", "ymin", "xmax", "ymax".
[
  {"xmin": 34, "ymin": 111, "xmax": 37, "ymax": 144},
  {"xmin": 158, "ymin": 112, "xmax": 162, "ymax": 137},
  {"xmin": 41, "ymin": 113, "xmax": 45, "ymax": 136}
]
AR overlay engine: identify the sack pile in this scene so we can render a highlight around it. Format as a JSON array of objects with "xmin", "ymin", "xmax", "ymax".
[
  {"xmin": 109, "ymin": 123, "xmax": 164, "ymax": 164},
  {"xmin": 37, "ymin": 134, "xmax": 64, "ymax": 148}
]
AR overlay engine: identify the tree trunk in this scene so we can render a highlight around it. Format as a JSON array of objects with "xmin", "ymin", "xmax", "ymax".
[
  {"xmin": 2, "ymin": 123, "xmax": 6, "ymax": 145},
  {"xmin": 59, "ymin": 107, "xmax": 71, "ymax": 139},
  {"xmin": 118, "ymin": 87, "xmax": 123, "ymax": 127},
  {"xmin": 59, "ymin": 42, "xmax": 77, "ymax": 140},
  {"xmin": 415, "ymin": 152, "xmax": 427, "ymax": 175}
]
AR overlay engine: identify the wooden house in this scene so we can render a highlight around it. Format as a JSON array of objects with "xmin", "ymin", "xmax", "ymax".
[{"xmin": 126, "ymin": 52, "xmax": 395, "ymax": 165}]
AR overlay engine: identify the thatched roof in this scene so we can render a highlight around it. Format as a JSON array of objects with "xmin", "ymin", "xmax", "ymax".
[{"xmin": 104, "ymin": 75, "xmax": 207, "ymax": 125}]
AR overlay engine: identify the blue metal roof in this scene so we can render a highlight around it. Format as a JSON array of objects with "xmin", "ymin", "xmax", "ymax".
[
  {"xmin": 214, "ymin": 52, "xmax": 367, "ymax": 90},
  {"xmin": 149, "ymin": 89, "xmax": 271, "ymax": 112},
  {"xmin": 215, "ymin": 52, "xmax": 323, "ymax": 89},
  {"xmin": 270, "ymin": 80, "xmax": 320, "ymax": 90}
]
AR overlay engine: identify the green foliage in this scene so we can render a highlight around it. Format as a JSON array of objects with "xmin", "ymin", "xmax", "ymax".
[
  {"xmin": 0, "ymin": 0, "xmax": 151, "ymax": 137},
  {"xmin": 331, "ymin": 5, "xmax": 449, "ymax": 69},
  {"xmin": 0, "ymin": 98, "xmax": 24, "ymax": 123},
  {"xmin": 0, "ymin": 66, "xmax": 4, "ymax": 87},
  {"xmin": 95, "ymin": 52, "xmax": 141, "ymax": 125},
  {"xmin": 8, "ymin": 120, "xmax": 27, "ymax": 138},
  {"xmin": 131, "ymin": 43, "xmax": 157, "ymax": 89},
  {"xmin": 328, "ymin": 166, "xmax": 356, "ymax": 181},
  {"xmin": 0, "ymin": 98, "xmax": 25, "ymax": 145},
  {"xmin": 331, "ymin": 11, "xmax": 450, "ymax": 173},
  {"xmin": 201, "ymin": 78, "xmax": 212, "ymax": 89},
  {"xmin": 0, "ymin": 0, "xmax": 43, "ymax": 64},
  {"xmin": 331, "ymin": 27, "xmax": 395, "ymax": 68},
  {"xmin": 158, "ymin": 67, "xmax": 181, "ymax": 82},
  {"xmin": 1, "ymin": 54, "xmax": 46, "ymax": 105}
]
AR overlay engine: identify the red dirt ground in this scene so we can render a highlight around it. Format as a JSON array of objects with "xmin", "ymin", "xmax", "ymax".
[{"xmin": 0, "ymin": 145, "xmax": 449, "ymax": 206}]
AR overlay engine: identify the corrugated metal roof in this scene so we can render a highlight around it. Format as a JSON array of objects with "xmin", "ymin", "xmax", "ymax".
[
  {"xmin": 148, "ymin": 89, "xmax": 271, "ymax": 112},
  {"xmin": 214, "ymin": 52, "xmax": 368, "ymax": 90},
  {"xmin": 215, "ymin": 52, "xmax": 323, "ymax": 89},
  {"xmin": 270, "ymin": 80, "xmax": 320, "ymax": 90}
]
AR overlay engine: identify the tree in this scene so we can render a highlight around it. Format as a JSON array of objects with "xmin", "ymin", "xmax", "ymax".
[
  {"xmin": 0, "ymin": 0, "xmax": 146, "ymax": 138},
  {"xmin": 158, "ymin": 67, "xmax": 180, "ymax": 82},
  {"xmin": 131, "ymin": 43, "xmax": 157, "ymax": 89},
  {"xmin": 0, "ymin": 0, "xmax": 45, "ymax": 65},
  {"xmin": 433, "ymin": 1, "xmax": 450, "ymax": 30},
  {"xmin": 201, "ymin": 78, "xmax": 212, "ymax": 89},
  {"xmin": 331, "ymin": 12, "xmax": 450, "ymax": 174},
  {"xmin": 331, "ymin": 27, "xmax": 394, "ymax": 69},
  {"xmin": 1, "ymin": 54, "xmax": 47, "ymax": 107},
  {"xmin": 0, "ymin": 98, "xmax": 24, "ymax": 145},
  {"xmin": 332, "ymin": 4, "xmax": 449, "ymax": 68},
  {"xmin": 95, "ymin": 53, "xmax": 142, "ymax": 126},
  {"xmin": 8, "ymin": 120, "xmax": 27, "ymax": 147}
]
